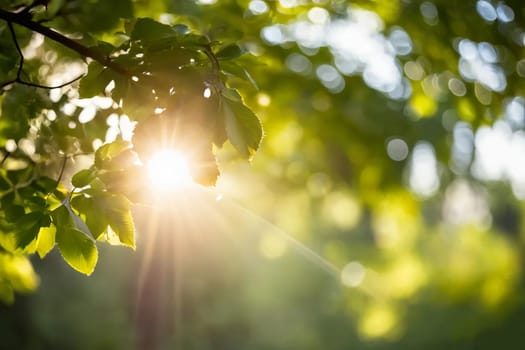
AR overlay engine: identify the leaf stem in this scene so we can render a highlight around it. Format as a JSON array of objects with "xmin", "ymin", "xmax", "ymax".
[{"xmin": 55, "ymin": 155, "xmax": 68, "ymax": 188}]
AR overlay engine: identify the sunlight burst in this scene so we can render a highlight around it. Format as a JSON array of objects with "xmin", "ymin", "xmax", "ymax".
[{"xmin": 147, "ymin": 149, "xmax": 192, "ymax": 190}]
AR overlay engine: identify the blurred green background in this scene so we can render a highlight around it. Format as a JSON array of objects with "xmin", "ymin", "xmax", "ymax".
[{"xmin": 2, "ymin": 0, "xmax": 525, "ymax": 349}]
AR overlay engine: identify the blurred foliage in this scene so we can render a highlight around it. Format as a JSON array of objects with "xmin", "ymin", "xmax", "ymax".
[{"xmin": 1, "ymin": 0, "xmax": 525, "ymax": 349}]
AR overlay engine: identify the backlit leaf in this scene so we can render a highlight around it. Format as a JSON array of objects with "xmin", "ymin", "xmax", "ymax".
[
  {"xmin": 221, "ymin": 90, "xmax": 263, "ymax": 159},
  {"xmin": 71, "ymin": 168, "xmax": 96, "ymax": 188},
  {"xmin": 56, "ymin": 227, "xmax": 98, "ymax": 276},
  {"xmin": 36, "ymin": 225, "xmax": 57, "ymax": 259}
]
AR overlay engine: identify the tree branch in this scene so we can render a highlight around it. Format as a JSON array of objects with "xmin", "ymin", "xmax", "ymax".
[
  {"xmin": 1, "ymin": 16, "xmax": 85, "ymax": 91},
  {"xmin": 0, "ymin": 8, "xmax": 129, "ymax": 76}
]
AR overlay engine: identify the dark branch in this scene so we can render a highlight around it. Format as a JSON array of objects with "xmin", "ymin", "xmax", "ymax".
[
  {"xmin": 7, "ymin": 21, "xmax": 24, "ymax": 80},
  {"xmin": 18, "ymin": 74, "xmax": 84, "ymax": 89},
  {"xmin": 2, "ymin": 19, "xmax": 85, "ymax": 91},
  {"xmin": 0, "ymin": 8, "xmax": 129, "ymax": 76}
]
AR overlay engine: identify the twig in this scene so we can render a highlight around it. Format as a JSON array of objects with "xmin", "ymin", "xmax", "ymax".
[
  {"xmin": 0, "ymin": 152, "xmax": 10, "ymax": 165},
  {"xmin": 7, "ymin": 21, "xmax": 24, "ymax": 81},
  {"xmin": 3, "ymin": 20, "xmax": 85, "ymax": 90},
  {"xmin": 55, "ymin": 155, "xmax": 68, "ymax": 188},
  {"xmin": 17, "ymin": 74, "xmax": 84, "ymax": 89},
  {"xmin": 0, "ymin": 8, "xmax": 129, "ymax": 76}
]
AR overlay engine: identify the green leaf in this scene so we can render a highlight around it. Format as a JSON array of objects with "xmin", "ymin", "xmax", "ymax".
[
  {"xmin": 70, "ymin": 195, "xmax": 108, "ymax": 240},
  {"xmin": 90, "ymin": 41, "xmax": 116, "ymax": 56},
  {"xmin": 222, "ymin": 62, "xmax": 259, "ymax": 90},
  {"xmin": 131, "ymin": 18, "xmax": 178, "ymax": 41},
  {"xmin": 14, "ymin": 212, "xmax": 51, "ymax": 250},
  {"xmin": 78, "ymin": 62, "xmax": 112, "ymax": 98},
  {"xmin": 221, "ymin": 88, "xmax": 242, "ymax": 102},
  {"xmin": 103, "ymin": 194, "xmax": 135, "ymax": 249},
  {"xmin": 56, "ymin": 227, "xmax": 98, "ymax": 276},
  {"xmin": 36, "ymin": 225, "xmax": 56, "ymax": 259},
  {"xmin": 1, "ymin": 197, "xmax": 24, "ymax": 222},
  {"xmin": 95, "ymin": 140, "xmax": 131, "ymax": 169},
  {"xmin": 51, "ymin": 204, "xmax": 74, "ymax": 229},
  {"xmin": 71, "ymin": 168, "xmax": 96, "ymax": 188},
  {"xmin": 215, "ymin": 44, "xmax": 244, "ymax": 60},
  {"xmin": 0, "ymin": 85, "xmax": 50, "ymax": 143},
  {"xmin": 221, "ymin": 90, "xmax": 263, "ymax": 159},
  {"xmin": 7, "ymin": 167, "xmax": 33, "ymax": 186}
]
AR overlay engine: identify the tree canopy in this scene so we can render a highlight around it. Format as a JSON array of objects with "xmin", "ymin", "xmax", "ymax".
[{"xmin": 1, "ymin": 0, "xmax": 525, "ymax": 349}]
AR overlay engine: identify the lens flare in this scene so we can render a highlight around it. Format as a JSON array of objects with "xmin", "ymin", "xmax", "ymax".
[{"xmin": 146, "ymin": 149, "xmax": 192, "ymax": 190}]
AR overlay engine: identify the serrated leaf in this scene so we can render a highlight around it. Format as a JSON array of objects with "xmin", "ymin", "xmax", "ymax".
[
  {"xmin": 103, "ymin": 194, "xmax": 135, "ymax": 249},
  {"xmin": 51, "ymin": 204, "xmax": 74, "ymax": 229},
  {"xmin": 56, "ymin": 227, "xmax": 98, "ymax": 275},
  {"xmin": 216, "ymin": 44, "xmax": 244, "ymax": 60},
  {"xmin": 71, "ymin": 168, "xmax": 96, "ymax": 188},
  {"xmin": 95, "ymin": 140, "xmax": 131, "ymax": 169},
  {"xmin": 79, "ymin": 62, "xmax": 111, "ymax": 98},
  {"xmin": 36, "ymin": 225, "xmax": 56, "ymax": 259},
  {"xmin": 221, "ymin": 88, "xmax": 242, "ymax": 102},
  {"xmin": 221, "ymin": 93, "xmax": 263, "ymax": 159},
  {"xmin": 221, "ymin": 62, "xmax": 259, "ymax": 90},
  {"xmin": 70, "ymin": 195, "xmax": 108, "ymax": 240}
]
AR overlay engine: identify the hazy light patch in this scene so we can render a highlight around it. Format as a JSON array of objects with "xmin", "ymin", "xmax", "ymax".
[
  {"xmin": 5, "ymin": 139, "xmax": 17, "ymax": 153},
  {"xmin": 457, "ymin": 39, "xmax": 506, "ymax": 92},
  {"xmin": 308, "ymin": 7, "xmax": 330, "ymax": 25},
  {"xmin": 256, "ymin": 92, "xmax": 271, "ymax": 106},
  {"xmin": 506, "ymin": 132, "xmax": 525, "ymax": 198},
  {"xmin": 261, "ymin": 8, "xmax": 405, "ymax": 95},
  {"xmin": 386, "ymin": 138, "xmax": 409, "ymax": 161},
  {"xmin": 286, "ymin": 53, "xmax": 312, "ymax": 74},
  {"xmin": 316, "ymin": 64, "xmax": 345, "ymax": 92},
  {"xmin": 259, "ymin": 232, "xmax": 287, "ymax": 259},
  {"xmin": 469, "ymin": 120, "xmax": 525, "ymax": 198},
  {"xmin": 249, "ymin": 0, "xmax": 269, "ymax": 15},
  {"xmin": 197, "ymin": 0, "xmax": 217, "ymax": 4},
  {"xmin": 359, "ymin": 304, "xmax": 398, "ymax": 339},
  {"xmin": 471, "ymin": 121, "xmax": 512, "ymax": 181},
  {"xmin": 261, "ymin": 25, "xmax": 285, "ymax": 45},
  {"xmin": 322, "ymin": 191, "xmax": 362, "ymax": 230},
  {"xmin": 450, "ymin": 122, "xmax": 474, "ymax": 174},
  {"xmin": 496, "ymin": 3, "xmax": 515, "ymax": 22},
  {"xmin": 389, "ymin": 28, "xmax": 412, "ymax": 56},
  {"xmin": 448, "ymin": 78, "xmax": 467, "ymax": 96},
  {"xmin": 404, "ymin": 61, "xmax": 425, "ymax": 80},
  {"xmin": 78, "ymin": 105, "xmax": 96, "ymax": 123},
  {"xmin": 409, "ymin": 142, "xmax": 440, "ymax": 197},
  {"xmin": 504, "ymin": 97, "xmax": 525, "ymax": 129},
  {"xmin": 341, "ymin": 261, "xmax": 366, "ymax": 287},
  {"xmin": 278, "ymin": 0, "xmax": 299, "ymax": 8},
  {"xmin": 476, "ymin": 0, "xmax": 497, "ymax": 22},
  {"xmin": 420, "ymin": 2, "xmax": 438, "ymax": 25},
  {"xmin": 307, "ymin": 172, "xmax": 331, "ymax": 197},
  {"xmin": 442, "ymin": 180, "xmax": 491, "ymax": 228}
]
